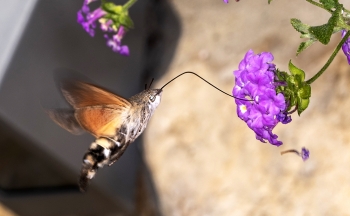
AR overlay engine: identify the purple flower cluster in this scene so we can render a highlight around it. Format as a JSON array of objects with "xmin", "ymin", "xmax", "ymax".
[
  {"xmin": 342, "ymin": 30, "xmax": 350, "ymax": 65},
  {"xmin": 233, "ymin": 50, "xmax": 291, "ymax": 146},
  {"xmin": 77, "ymin": 0, "xmax": 129, "ymax": 56}
]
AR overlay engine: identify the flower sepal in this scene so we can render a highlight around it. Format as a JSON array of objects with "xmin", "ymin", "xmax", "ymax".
[
  {"xmin": 275, "ymin": 60, "xmax": 311, "ymax": 115},
  {"xmin": 101, "ymin": 0, "xmax": 134, "ymax": 29},
  {"xmin": 101, "ymin": 0, "xmax": 123, "ymax": 14}
]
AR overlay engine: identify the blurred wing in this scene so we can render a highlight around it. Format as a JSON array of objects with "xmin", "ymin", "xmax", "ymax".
[
  {"xmin": 46, "ymin": 109, "xmax": 84, "ymax": 135},
  {"xmin": 61, "ymin": 81, "xmax": 131, "ymax": 109},
  {"xmin": 75, "ymin": 105, "xmax": 129, "ymax": 137}
]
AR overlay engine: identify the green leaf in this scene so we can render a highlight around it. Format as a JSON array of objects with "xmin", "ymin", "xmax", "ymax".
[
  {"xmin": 290, "ymin": 19, "xmax": 319, "ymax": 54},
  {"xmin": 291, "ymin": 18, "xmax": 310, "ymax": 34},
  {"xmin": 297, "ymin": 40, "xmax": 316, "ymax": 55},
  {"xmin": 320, "ymin": 0, "xmax": 338, "ymax": 9},
  {"xmin": 268, "ymin": 0, "xmax": 273, "ymax": 4},
  {"xmin": 309, "ymin": 6, "xmax": 341, "ymax": 45},
  {"xmin": 291, "ymin": 4, "xmax": 342, "ymax": 54},
  {"xmin": 288, "ymin": 60, "xmax": 305, "ymax": 81},
  {"xmin": 309, "ymin": 23, "xmax": 333, "ymax": 45}
]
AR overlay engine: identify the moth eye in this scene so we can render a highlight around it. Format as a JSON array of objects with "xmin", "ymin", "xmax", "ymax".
[{"xmin": 149, "ymin": 95, "xmax": 156, "ymax": 102}]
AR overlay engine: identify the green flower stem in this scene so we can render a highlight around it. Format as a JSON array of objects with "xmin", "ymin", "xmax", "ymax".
[
  {"xmin": 306, "ymin": 0, "xmax": 332, "ymax": 13},
  {"xmin": 306, "ymin": 31, "xmax": 350, "ymax": 84},
  {"xmin": 123, "ymin": 0, "xmax": 137, "ymax": 10}
]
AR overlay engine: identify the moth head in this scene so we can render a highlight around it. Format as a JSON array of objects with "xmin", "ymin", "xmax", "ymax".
[
  {"xmin": 131, "ymin": 89, "xmax": 162, "ymax": 109},
  {"xmin": 147, "ymin": 89, "xmax": 162, "ymax": 109}
]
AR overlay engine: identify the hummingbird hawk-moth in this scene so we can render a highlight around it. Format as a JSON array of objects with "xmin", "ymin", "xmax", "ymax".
[
  {"xmin": 47, "ymin": 71, "xmax": 249, "ymax": 192},
  {"xmin": 47, "ymin": 80, "xmax": 162, "ymax": 192}
]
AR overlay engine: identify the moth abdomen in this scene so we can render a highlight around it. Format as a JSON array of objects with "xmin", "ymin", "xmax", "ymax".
[{"xmin": 79, "ymin": 137, "xmax": 116, "ymax": 192}]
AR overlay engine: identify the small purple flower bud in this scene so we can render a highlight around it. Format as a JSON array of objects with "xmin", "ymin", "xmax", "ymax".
[
  {"xmin": 301, "ymin": 147, "xmax": 310, "ymax": 161},
  {"xmin": 223, "ymin": 0, "xmax": 229, "ymax": 3},
  {"xmin": 119, "ymin": 45, "xmax": 130, "ymax": 56},
  {"xmin": 276, "ymin": 111, "xmax": 292, "ymax": 124},
  {"xmin": 341, "ymin": 30, "xmax": 350, "ymax": 65},
  {"xmin": 77, "ymin": 10, "xmax": 85, "ymax": 24}
]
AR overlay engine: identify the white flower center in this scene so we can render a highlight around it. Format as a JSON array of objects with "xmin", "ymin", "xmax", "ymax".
[{"xmin": 239, "ymin": 105, "xmax": 247, "ymax": 114}]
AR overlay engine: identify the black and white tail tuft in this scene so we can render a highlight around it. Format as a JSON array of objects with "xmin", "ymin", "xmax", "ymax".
[{"xmin": 78, "ymin": 138, "xmax": 116, "ymax": 192}]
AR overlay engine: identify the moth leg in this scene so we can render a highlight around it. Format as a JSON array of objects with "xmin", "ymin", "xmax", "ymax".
[{"xmin": 79, "ymin": 138, "xmax": 114, "ymax": 192}]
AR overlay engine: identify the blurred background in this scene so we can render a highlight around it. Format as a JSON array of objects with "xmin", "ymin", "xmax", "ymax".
[{"xmin": 0, "ymin": 0, "xmax": 350, "ymax": 215}]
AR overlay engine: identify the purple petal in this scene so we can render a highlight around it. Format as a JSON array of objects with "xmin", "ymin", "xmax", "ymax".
[
  {"xmin": 82, "ymin": 4, "xmax": 90, "ymax": 14},
  {"xmin": 100, "ymin": 19, "xmax": 113, "ymax": 32},
  {"xmin": 119, "ymin": 45, "xmax": 130, "ymax": 56},
  {"xmin": 77, "ymin": 10, "xmax": 85, "ymax": 24},
  {"xmin": 342, "ymin": 30, "xmax": 350, "ymax": 65},
  {"xmin": 113, "ymin": 26, "xmax": 126, "ymax": 43},
  {"xmin": 276, "ymin": 111, "xmax": 292, "ymax": 124},
  {"xmin": 106, "ymin": 35, "xmax": 119, "ymax": 50},
  {"xmin": 235, "ymin": 100, "xmax": 252, "ymax": 121},
  {"xmin": 87, "ymin": 8, "xmax": 106, "ymax": 22}
]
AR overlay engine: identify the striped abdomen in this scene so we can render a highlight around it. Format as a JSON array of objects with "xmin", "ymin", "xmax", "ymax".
[{"xmin": 79, "ymin": 105, "xmax": 152, "ymax": 192}]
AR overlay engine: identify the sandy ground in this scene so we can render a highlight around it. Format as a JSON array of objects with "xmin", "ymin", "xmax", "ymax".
[{"xmin": 144, "ymin": 0, "xmax": 350, "ymax": 215}]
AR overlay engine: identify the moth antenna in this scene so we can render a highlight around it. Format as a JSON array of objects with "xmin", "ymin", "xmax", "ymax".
[
  {"xmin": 160, "ymin": 71, "xmax": 253, "ymax": 101},
  {"xmin": 148, "ymin": 78, "xmax": 154, "ymax": 90}
]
